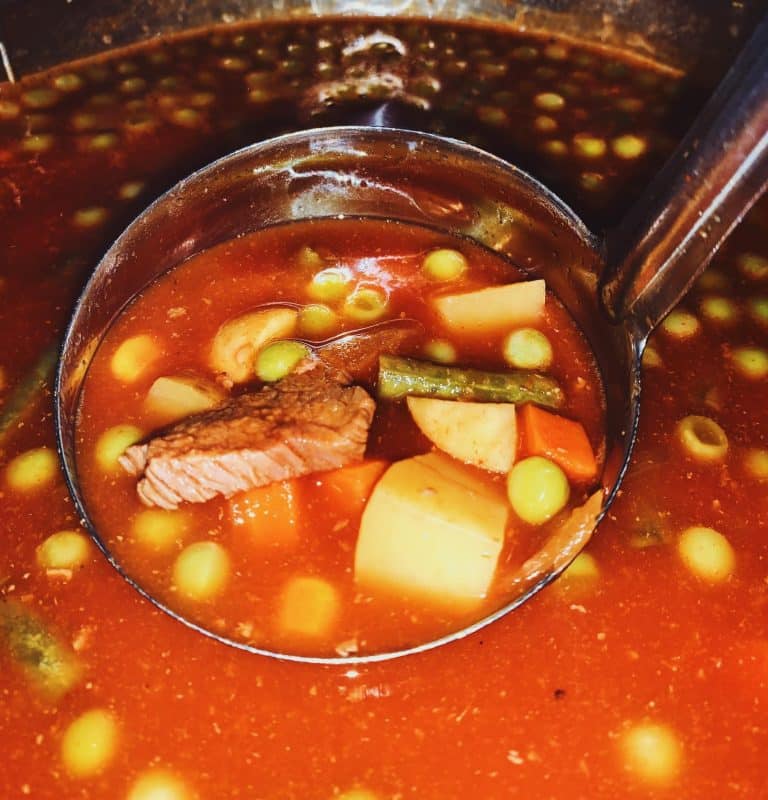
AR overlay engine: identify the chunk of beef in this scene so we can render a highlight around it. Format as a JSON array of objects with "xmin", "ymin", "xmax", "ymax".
[{"xmin": 120, "ymin": 365, "xmax": 376, "ymax": 509}]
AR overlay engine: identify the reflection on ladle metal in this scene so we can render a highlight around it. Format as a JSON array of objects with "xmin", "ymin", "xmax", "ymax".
[{"xmin": 55, "ymin": 13, "xmax": 768, "ymax": 663}]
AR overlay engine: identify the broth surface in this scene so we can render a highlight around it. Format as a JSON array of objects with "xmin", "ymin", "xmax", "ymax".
[{"xmin": 1, "ymin": 15, "xmax": 766, "ymax": 799}]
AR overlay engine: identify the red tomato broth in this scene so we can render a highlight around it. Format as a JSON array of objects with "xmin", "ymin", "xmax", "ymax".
[
  {"xmin": 74, "ymin": 217, "xmax": 606, "ymax": 657},
  {"xmin": 2, "ymin": 14, "xmax": 766, "ymax": 799}
]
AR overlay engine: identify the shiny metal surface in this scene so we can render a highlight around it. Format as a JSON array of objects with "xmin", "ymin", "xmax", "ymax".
[
  {"xmin": 0, "ymin": 0, "xmax": 765, "ymax": 81},
  {"xmin": 56, "ymin": 126, "xmax": 633, "ymax": 664},
  {"xmin": 602, "ymin": 11, "xmax": 768, "ymax": 335}
]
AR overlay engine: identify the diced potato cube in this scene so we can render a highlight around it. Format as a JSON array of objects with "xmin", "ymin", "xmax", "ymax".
[
  {"xmin": 110, "ymin": 334, "xmax": 162, "ymax": 383},
  {"xmin": 278, "ymin": 576, "xmax": 340, "ymax": 638},
  {"xmin": 355, "ymin": 452, "xmax": 508, "ymax": 604},
  {"xmin": 433, "ymin": 279, "xmax": 545, "ymax": 333},
  {"xmin": 407, "ymin": 396, "xmax": 517, "ymax": 472},
  {"xmin": 145, "ymin": 375, "xmax": 226, "ymax": 423},
  {"xmin": 209, "ymin": 307, "xmax": 298, "ymax": 384}
]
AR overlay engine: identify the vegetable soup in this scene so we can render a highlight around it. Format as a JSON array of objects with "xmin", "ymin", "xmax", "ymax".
[
  {"xmin": 1, "ymin": 13, "xmax": 766, "ymax": 799},
  {"xmin": 74, "ymin": 218, "xmax": 605, "ymax": 657}
]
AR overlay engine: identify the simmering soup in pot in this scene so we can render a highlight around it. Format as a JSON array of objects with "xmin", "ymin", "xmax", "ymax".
[
  {"xmin": 75, "ymin": 218, "xmax": 605, "ymax": 656},
  {"xmin": 2, "ymin": 12, "xmax": 767, "ymax": 799}
]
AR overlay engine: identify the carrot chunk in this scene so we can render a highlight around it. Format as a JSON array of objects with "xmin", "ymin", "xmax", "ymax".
[
  {"xmin": 229, "ymin": 480, "xmax": 299, "ymax": 545},
  {"xmin": 519, "ymin": 404, "xmax": 597, "ymax": 481},
  {"xmin": 317, "ymin": 459, "xmax": 388, "ymax": 518}
]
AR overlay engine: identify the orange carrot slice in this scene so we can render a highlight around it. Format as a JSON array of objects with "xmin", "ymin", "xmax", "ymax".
[
  {"xmin": 519, "ymin": 404, "xmax": 597, "ymax": 482},
  {"xmin": 317, "ymin": 459, "xmax": 389, "ymax": 518},
  {"xmin": 229, "ymin": 480, "xmax": 299, "ymax": 545}
]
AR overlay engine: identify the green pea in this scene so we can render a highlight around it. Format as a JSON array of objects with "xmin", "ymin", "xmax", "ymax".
[
  {"xmin": 21, "ymin": 88, "xmax": 61, "ymax": 109},
  {"xmin": 307, "ymin": 268, "xmax": 352, "ymax": 303},
  {"xmin": 612, "ymin": 134, "xmax": 647, "ymax": 159},
  {"xmin": 730, "ymin": 347, "xmax": 768, "ymax": 379},
  {"xmin": 477, "ymin": 106, "xmax": 508, "ymax": 127},
  {"xmin": 247, "ymin": 88, "xmax": 274, "ymax": 104},
  {"xmin": 696, "ymin": 269, "xmax": 727, "ymax": 291},
  {"xmin": 296, "ymin": 245, "xmax": 324, "ymax": 271},
  {"xmin": 678, "ymin": 526, "xmax": 735, "ymax": 583},
  {"xmin": 119, "ymin": 77, "xmax": 147, "ymax": 94},
  {"xmin": 53, "ymin": 73, "xmax": 84, "ymax": 92},
  {"xmin": 642, "ymin": 346, "xmax": 662, "ymax": 368},
  {"xmin": 744, "ymin": 448, "xmax": 768, "ymax": 480},
  {"xmin": 542, "ymin": 140, "xmax": 568, "ymax": 156},
  {"xmin": 219, "ymin": 56, "xmax": 250, "ymax": 71},
  {"xmin": 580, "ymin": 172, "xmax": 604, "ymax": 191},
  {"xmin": 343, "ymin": 287, "xmax": 389, "ymax": 324},
  {"xmin": 255, "ymin": 340, "xmax": 311, "ymax": 382},
  {"xmin": 573, "ymin": 134, "xmax": 607, "ymax": 158},
  {"xmin": 507, "ymin": 456, "xmax": 570, "ymax": 525},
  {"xmin": 534, "ymin": 92, "xmax": 565, "ymax": 111},
  {"xmin": 87, "ymin": 132, "xmax": 119, "ymax": 151},
  {"xmin": 748, "ymin": 297, "xmax": 768, "ymax": 324},
  {"xmin": 171, "ymin": 108, "xmax": 203, "ymax": 127},
  {"xmin": 0, "ymin": 99, "xmax": 21, "ymax": 119},
  {"xmin": 189, "ymin": 92, "xmax": 215, "ymax": 107},
  {"xmin": 534, "ymin": 116, "xmax": 558, "ymax": 133},
  {"xmin": 422, "ymin": 248, "xmax": 467, "ymax": 281},
  {"xmin": 117, "ymin": 60, "xmax": 139, "ymax": 75},
  {"xmin": 738, "ymin": 253, "xmax": 768, "ymax": 280},
  {"xmin": 118, "ymin": 181, "xmax": 145, "ymax": 200},
  {"xmin": 661, "ymin": 309, "xmax": 700, "ymax": 339},
  {"xmin": 73, "ymin": 207, "xmax": 108, "ymax": 228},
  {"xmin": 699, "ymin": 296, "xmax": 737, "ymax": 324},
  {"xmin": 20, "ymin": 134, "xmax": 55, "ymax": 153},
  {"xmin": 503, "ymin": 328, "xmax": 553, "ymax": 370},
  {"xmin": 297, "ymin": 304, "xmax": 339, "ymax": 339},
  {"xmin": 423, "ymin": 339, "xmax": 457, "ymax": 364}
]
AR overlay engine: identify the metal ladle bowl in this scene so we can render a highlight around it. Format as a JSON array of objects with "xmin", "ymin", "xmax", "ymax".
[{"xmin": 55, "ymin": 15, "xmax": 768, "ymax": 664}]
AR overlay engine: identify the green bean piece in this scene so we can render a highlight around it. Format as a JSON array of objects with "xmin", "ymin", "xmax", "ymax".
[
  {"xmin": 0, "ymin": 343, "xmax": 58, "ymax": 446},
  {"xmin": 0, "ymin": 600, "xmax": 83, "ymax": 699},
  {"xmin": 377, "ymin": 355, "xmax": 563, "ymax": 408}
]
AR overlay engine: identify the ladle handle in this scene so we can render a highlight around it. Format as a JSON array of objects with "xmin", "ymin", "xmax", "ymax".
[{"xmin": 601, "ymin": 12, "xmax": 768, "ymax": 336}]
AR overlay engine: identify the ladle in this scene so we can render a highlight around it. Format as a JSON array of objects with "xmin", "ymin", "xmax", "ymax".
[{"xmin": 55, "ymin": 14, "xmax": 768, "ymax": 664}]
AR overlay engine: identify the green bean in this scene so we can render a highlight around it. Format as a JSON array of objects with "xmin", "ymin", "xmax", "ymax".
[
  {"xmin": 0, "ymin": 343, "xmax": 57, "ymax": 446},
  {"xmin": 377, "ymin": 355, "xmax": 563, "ymax": 407},
  {"xmin": 0, "ymin": 600, "xmax": 82, "ymax": 698}
]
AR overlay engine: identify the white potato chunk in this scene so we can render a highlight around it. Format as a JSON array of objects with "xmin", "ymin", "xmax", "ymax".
[
  {"xmin": 61, "ymin": 708, "xmax": 119, "ymax": 777},
  {"xmin": 407, "ymin": 396, "xmax": 517, "ymax": 472},
  {"xmin": 111, "ymin": 334, "xmax": 162, "ymax": 383},
  {"xmin": 209, "ymin": 307, "xmax": 298, "ymax": 384},
  {"xmin": 355, "ymin": 452, "xmax": 508, "ymax": 604},
  {"xmin": 145, "ymin": 375, "xmax": 226, "ymax": 422},
  {"xmin": 433, "ymin": 279, "xmax": 545, "ymax": 333},
  {"xmin": 278, "ymin": 576, "xmax": 340, "ymax": 638}
]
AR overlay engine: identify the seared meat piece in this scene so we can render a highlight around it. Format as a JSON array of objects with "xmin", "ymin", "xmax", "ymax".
[{"xmin": 120, "ymin": 365, "xmax": 375, "ymax": 509}]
